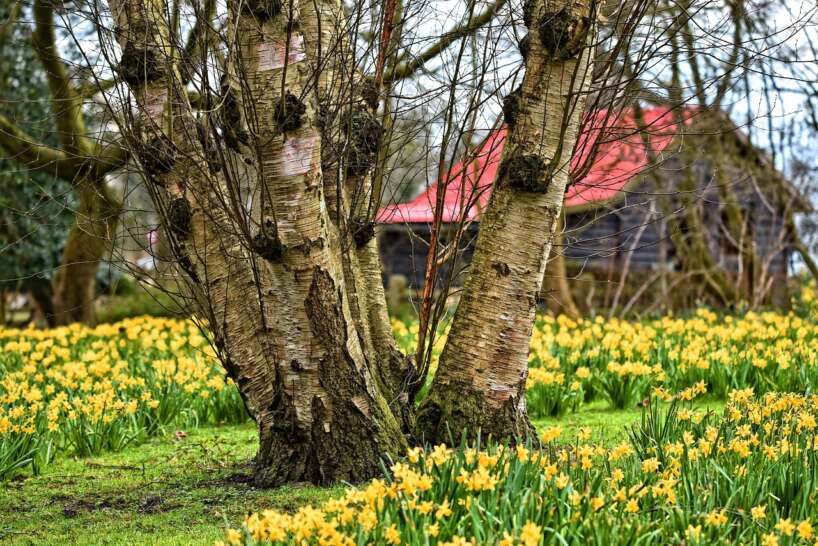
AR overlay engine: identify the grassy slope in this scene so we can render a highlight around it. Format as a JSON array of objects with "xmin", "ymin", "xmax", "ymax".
[{"xmin": 0, "ymin": 400, "xmax": 725, "ymax": 545}]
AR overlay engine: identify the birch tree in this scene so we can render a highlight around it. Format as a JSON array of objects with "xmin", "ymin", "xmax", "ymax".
[
  {"xmin": 8, "ymin": 0, "xmax": 812, "ymax": 487},
  {"xmin": 416, "ymin": 0, "xmax": 597, "ymax": 441}
]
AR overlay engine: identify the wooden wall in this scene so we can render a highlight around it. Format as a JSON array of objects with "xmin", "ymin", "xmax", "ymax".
[{"xmin": 378, "ymin": 143, "xmax": 794, "ymax": 298}]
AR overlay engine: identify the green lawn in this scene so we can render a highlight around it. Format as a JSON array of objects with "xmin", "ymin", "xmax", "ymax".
[
  {"xmin": 532, "ymin": 397, "xmax": 725, "ymax": 446},
  {"xmin": 0, "ymin": 424, "xmax": 343, "ymax": 546},
  {"xmin": 0, "ymin": 400, "xmax": 724, "ymax": 545}
]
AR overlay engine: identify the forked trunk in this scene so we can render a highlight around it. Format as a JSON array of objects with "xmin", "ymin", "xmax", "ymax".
[
  {"xmin": 417, "ymin": 0, "xmax": 594, "ymax": 444},
  {"xmin": 109, "ymin": 0, "xmax": 406, "ymax": 486},
  {"xmin": 52, "ymin": 180, "xmax": 119, "ymax": 325}
]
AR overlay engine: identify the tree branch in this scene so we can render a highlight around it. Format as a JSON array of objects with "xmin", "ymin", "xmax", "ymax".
[
  {"xmin": 91, "ymin": 138, "xmax": 130, "ymax": 178},
  {"xmin": 0, "ymin": 112, "xmax": 78, "ymax": 181},
  {"xmin": 382, "ymin": 0, "xmax": 506, "ymax": 84},
  {"xmin": 786, "ymin": 211, "xmax": 818, "ymax": 282},
  {"xmin": 179, "ymin": 0, "xmax": 217, "ymax": 84},
  {"xmin": 680, "ymin": 2, "xmax": 706, "ymax": 106},
  {"xmin": 0, "ymin": 113, "xmax": 129, "ymax": 182},
  {"xmin": 32, "ymin": 0, "xmax": 91, "ymax": 157},
  {"xmin": 712, "ymin": 0, "xmax": 743, "ymax": 109},
  {"xmin": 77, "ymin": 77, "xmax": 117, "ymax": 99},
  {"xmin": 25, "ymin": 1, "xmax": 130, "ymax": 182}
]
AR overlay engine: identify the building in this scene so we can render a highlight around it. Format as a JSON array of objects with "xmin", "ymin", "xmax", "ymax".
[{"xmin": 376, "ymin": 108, "xmax": 808, "ymax": 308}]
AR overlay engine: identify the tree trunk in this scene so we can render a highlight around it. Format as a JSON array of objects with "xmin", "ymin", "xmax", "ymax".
[
  {"xmin": 630, "ymin": 102, "xmax": 739, "ymax": 308},
  {"xmin": 27, "ymin": 280, "xmax": 55, "ymax": 327},
  {"xmin": 541, "ymin": 214, "xmax": 579, "ymax": 319},
  {"xmin": 788, "ymin": 212, "xmax": 818, "ymax": 282},
  {"xmin": 665, "ymin": 148, "xmax": 740, "ymax": 307},
  {"xmin": 51, "ymin": 180, "xmax": 119, "ymax": 325},
  {"xmin": 705, "ymin": 121, "xmax": 756, "ymax": 301},
  {"xmin": 311, "ymin": 0, "xmax": 411, "ymax": 415},
  {"xmin": 417, "ymin": 0, "xmax": 595, "ymax": 444},
  {"xmin": 239, "ymin": 0, "xmax": 410, "ymax": 480},
  {"xmin": 109, "ymin": 0, "xmax": 407, "ymax": 486}
]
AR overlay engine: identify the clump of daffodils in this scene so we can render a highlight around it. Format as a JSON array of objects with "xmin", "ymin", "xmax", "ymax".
[
  {"xmin": 527, "ymin": 307, "xmax": 818, "ymax": 413},
  {"xmin": 221, "ymin": 392, "xmax": 818, "ymax": 545},
  {"xmin": 395, "ymin": 305, "xmax": 818, "ymax": 419},
  {"xmin": 0, "ymin": 316, "xmax": 245, "ymax": 479}
]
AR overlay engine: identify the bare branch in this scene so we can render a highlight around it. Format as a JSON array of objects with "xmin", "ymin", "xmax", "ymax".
[
  {"xmin": 0, "ymin": 115, "xmax": 128, "ymax": 183},
  {"xmin": 0, "ymin": 112, "xmax": 79, "ymax": 181},
  {"xmin": 31, "ymin": 0, "xmax": 92, "ymax": 157},
  {"xmin": 77, "ymin": 77, "xmax": 117, "ymax": 99},
  {"xmin": 382, "ymin": 0, "xmax": 506, "ymax": 84}
]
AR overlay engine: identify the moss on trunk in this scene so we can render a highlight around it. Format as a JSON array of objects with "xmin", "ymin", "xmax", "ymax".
[{"xmin": 415, "ymin": 379, "xmax": 536, "ymax": 446}]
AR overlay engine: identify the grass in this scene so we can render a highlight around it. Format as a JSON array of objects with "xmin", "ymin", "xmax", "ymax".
[
  {"xmin": 0, "ymin": 423, "xmax": 342, "ymax": 546},
  {"xmin": 0, "ymin": 400, "xmax": 722, "ymax": 545},
  {"xmin": 532, "ymin": 396, "xmax": 725, "ymax": 447}
]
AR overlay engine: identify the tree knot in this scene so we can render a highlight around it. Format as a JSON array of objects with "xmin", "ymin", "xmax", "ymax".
[
  {"xmin": 502, "ymin": 87, "xmax": 523, "ymax": 127},
  {"xmin": 176, "ymin": 252, "xmax": 199, "ymax": 283},
  {"xmin": 492, "ymin": 261, "xmax": 511, "ymax": 276},
  {"xmin": 359, "ymin": 82, "xmax": 380, "ymax": 110},
  {"xmin": 518, "ymin": 34, "xmax": 531, "ymax": 61},
  {"xmin": 116, "ymin": 40, "xmax": 164, "ymax": 87},
  {"xmin": 537, "ymin": 8, "xmax": 590, "ymax": 60},
  {"xmin": 139, "ymin": 135, "xmax": 177, "ymax": 182},
  {"xmin": 251, "ymin": 219, "xmax": 285, "ymax": 263},
  {"xmin": 242, "ymin": 0, "xmax": 283, "ymax": 21},
  {"xmin": 196, "ymin": 120, "xmax": 222, "ymax": 174},
  {"xmin": 350, "ymin": 218, "xmax": 376, "ymax": 248},
  {"xmin": 219, "ymin": 80, "xmax": 250, "ymax": 151},
  {"xmin": 500, "ymin": 153, "xmax": 551, "ymax": 193},
  {"xmin": 167, "ymin": 197, "xmax": 192, "ymax": 239},
  {"xmin": 345, "ymin": 109, "xmax": 383, "ymax": 176},
  {"xmin": 274, "ymin": 92, "xmax": 307, "ymax": 133}
]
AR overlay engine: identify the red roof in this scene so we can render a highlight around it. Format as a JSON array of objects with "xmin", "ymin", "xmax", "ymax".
[{"xmin": 377, "ymin": 107, "xmax": 686, "ymax": 224}]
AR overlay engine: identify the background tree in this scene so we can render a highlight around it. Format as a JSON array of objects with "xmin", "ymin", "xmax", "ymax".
[
  {"xmin": 0, "ymin": 7, "xmax": 75, "ymax": 324},
  {"xmin": 597, "ymin": 0, "xmax": 818, "ymax": 310},
  {"xmin": 0, "ymin": 1, "xmax": 127, "ymax": 325}
]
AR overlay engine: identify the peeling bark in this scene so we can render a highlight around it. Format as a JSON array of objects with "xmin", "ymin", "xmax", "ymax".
[{"xmin": 110, "ymin": 0, "xmax": 406, "ymax": 486}]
